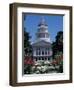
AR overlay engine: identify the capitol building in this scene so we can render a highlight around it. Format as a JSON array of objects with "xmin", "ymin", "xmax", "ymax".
[{"xmin": 32, "ymin": 17, "xmax": 52, "ymax": 61}]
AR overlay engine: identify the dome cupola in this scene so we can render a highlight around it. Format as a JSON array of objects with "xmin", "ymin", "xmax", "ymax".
[{"xmin": 36, "ymin": 16, "xmax": 50, "ymax": 42}]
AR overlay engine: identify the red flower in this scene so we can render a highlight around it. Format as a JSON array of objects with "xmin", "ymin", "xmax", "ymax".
[{"xmin": 24, "ymin": 56, "xmax": 34, "ymax": 65}]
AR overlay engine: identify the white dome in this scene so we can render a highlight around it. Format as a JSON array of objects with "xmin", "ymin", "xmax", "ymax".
[{"xmin": 36, "ymin": 17, "xmax": 51, "ymax": 43}]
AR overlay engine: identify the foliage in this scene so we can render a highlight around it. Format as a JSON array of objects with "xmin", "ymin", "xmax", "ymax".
[
  {"xmin": 24, "ymin": 29, "xmax": 32, "ymax": 56},
  {"xmin": 24, "ymin": 16, "xmax": 33, "ymax": 74},
  {"xmin": 52, "ymin": 31, "xmax": 63, "ymax": 58}
]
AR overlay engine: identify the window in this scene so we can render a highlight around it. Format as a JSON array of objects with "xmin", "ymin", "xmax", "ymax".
[
  {"xmin": 45, "ymin": 33, "xmax": 49, "ymax": 38},
  {"xmin": 39, "ymin": 51, "xmax": 40, "ymax": 55},
  {"xmin": 36, "ymin": 58, "xmax": 37, "ymax": 61},
  {"xmin": 42, "ymin": 57, "xmax": 44, "ymax": 60},
  {"xmin": 39, "ymin": 57, "xmax": 41, "ymax": 60},
  {"xmin": 45, "ymin": 51, "xmax": 47, "ymax": 55},
  {"xmin": 42, "ymin": 51, "xmax": 44, "ymax": 55},
  {"xmin": 48, "ymin": 57, "xmax": 50, "ymax": 60},
  {"xmin": 36, "ymin": 51, "xmax": 38, "ymax": 55},
  {"xmin": 45, "ymin": 57, "xmax": 47, "ymax": 60},
  {"xmin": 36, "ymin": 49, "xmax": 41, "ymax": 56},
  {"xmin": 38, "ymin": 33, "xmax": 45, "ymax": 38}
]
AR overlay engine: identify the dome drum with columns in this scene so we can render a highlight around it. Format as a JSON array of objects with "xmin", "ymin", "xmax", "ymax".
[{"xmin": 32, "ymin": 17, "xmax": 52, "ymax": 61}]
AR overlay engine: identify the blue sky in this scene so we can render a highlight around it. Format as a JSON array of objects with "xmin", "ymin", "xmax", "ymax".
[{"xmin": 23, "ymin": 14, "xmax": 63, "ymax": 42}]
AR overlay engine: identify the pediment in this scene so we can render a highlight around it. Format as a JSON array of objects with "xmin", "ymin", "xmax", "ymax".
[{"xmin": 32, "ymin": 40, "xmax": 51, "ymax": 47}]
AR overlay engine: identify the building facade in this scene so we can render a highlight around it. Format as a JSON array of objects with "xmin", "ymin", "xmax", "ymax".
[{"xmin": 32, "ymin": 17, "xmax": 52, "ymax": 61}]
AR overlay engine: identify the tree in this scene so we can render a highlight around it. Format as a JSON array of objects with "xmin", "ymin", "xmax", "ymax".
[
  {"xmin": 56, "ymin": 31, "xmax": 63, "ymax": 52},
  {"xmin": 52, "ymin": 31, "xmax": 63, "ymax": 58},
  {"xmin": 24, "ymin": 29, "xmax": 32, "ymax": 56},
  {"xmin": 24, "ymin": 15, "xmax": 33, "ymax": 56},
  {"xmin": 24, "ymin": 15, "xmax": 33, "ymax": 74}
]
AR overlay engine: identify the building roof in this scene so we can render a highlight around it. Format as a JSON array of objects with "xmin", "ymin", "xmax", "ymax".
[{"xmin": 32, "ymin": 40, "xmax": 51, "ymax": 47}]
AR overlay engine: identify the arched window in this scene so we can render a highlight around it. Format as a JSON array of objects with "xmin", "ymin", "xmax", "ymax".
[
  {"xmin": 42, "ymin": 57, "xmax": 44, "ymax": 60},
  {"xmin": 42, "ymin": 51, "xmax": 44, "ymax": 55},
  {"xmin": 48, "ymin": 57, "xmax": 50, "ymax": 60},
  {"xmin": 45, "ymin": 51, "xmax": 47, "ymax": 55}
]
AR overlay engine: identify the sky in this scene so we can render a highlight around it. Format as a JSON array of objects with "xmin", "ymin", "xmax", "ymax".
[{"xmin": 23, "ymin": 14, "xmax": 63, "ymax": 43}]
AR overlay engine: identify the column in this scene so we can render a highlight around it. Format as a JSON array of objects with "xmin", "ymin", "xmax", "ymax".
[{"xmin": 41, "ymin": 48, "xmax": 42, "ymax": 56}]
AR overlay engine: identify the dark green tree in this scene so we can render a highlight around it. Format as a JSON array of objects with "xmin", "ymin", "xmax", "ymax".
[
  {"xmin": 56, "ymin": 31, "xmax": 63, "ymax": 52},
  {"xmin": 24, "ymin": 15, "xmax": 32, "ymax": 56},
  {"xmin": 24, "ymin": 28, "xmax": 33, "ymax": 56},
  {"xmin": 52, "ymin": 31, "xmax": 63, "ymax": 58}
]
